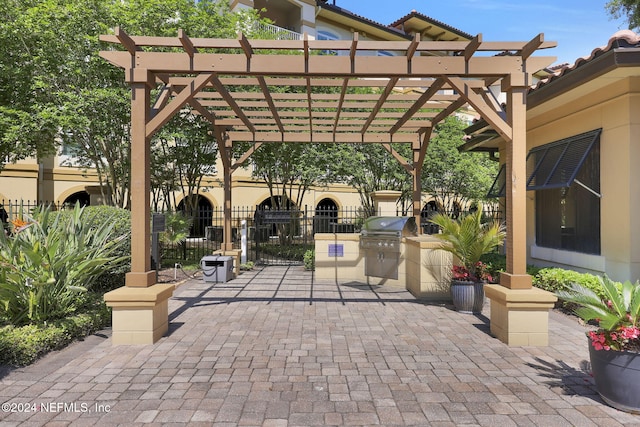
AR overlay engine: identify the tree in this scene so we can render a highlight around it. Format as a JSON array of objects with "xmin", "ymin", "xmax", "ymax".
[
  {"xmin": 421, "ymin": 116, "xmax": 498, "ymax": 213},
  {"xmin": 0, "ymin": 0, "xmax": 115, "ymax": 172},
  {"xmin": 335, "ymin": 143, "xmax": 412, "ymax": 216},
  {"xmin": 0, "ymin": 0, "xmax": 267, "ymax": 205},
  {"xmin": 58, "ymin": 89, "xmax": 131, "ymax": 208},
  {"xmin": 153, "ymin": 110, "xmax": 218, "ymax": 218},
  {"xmin": 606, "ymin": 0, "xmax": 640, "ymax": 29}
]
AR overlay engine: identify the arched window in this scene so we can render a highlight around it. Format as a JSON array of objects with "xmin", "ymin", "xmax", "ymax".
[
  {"xmin": 421, "ymin": 201, "xmax": 439, "ymax": 234},
  {"xmin": 63, "ymin": 191, "xmax": 90, "ymax": 208},
  {"xmin": 177, "ymin": 195, "xmax": 213, "ymax": 237}
]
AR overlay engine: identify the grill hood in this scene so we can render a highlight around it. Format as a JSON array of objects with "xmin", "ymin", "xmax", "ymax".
[{"xmin": 361, "ymin": 216, "xmax": 418, "ymax": 237}]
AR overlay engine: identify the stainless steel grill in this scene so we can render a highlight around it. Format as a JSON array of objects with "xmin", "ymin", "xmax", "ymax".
[{"xmin": 360, "ymin": 216, "xmax": 417, "ymax": 279}]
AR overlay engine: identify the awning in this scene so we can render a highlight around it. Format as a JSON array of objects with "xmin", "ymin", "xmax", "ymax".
[
  {"xmin": 526, "ymin": 129, "xmax": 601, "ymax": 193},
  {"xmin": 487, "ymin": 163, "xmax": 506, "ymax": 198}
]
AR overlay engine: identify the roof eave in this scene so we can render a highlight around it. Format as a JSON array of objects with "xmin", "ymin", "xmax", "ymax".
[
  {"xmin": 528, "ymin": 48, "xmax": 640, "ymax": 108},
  {"xmin": 316, "ymin": 2, "xmax": 411, "ymax": 41}
]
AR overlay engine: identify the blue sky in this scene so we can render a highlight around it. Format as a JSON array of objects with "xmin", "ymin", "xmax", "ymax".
[{"xmin": 332, "ymin": 0, "xmax": 629, "ymax": 66}]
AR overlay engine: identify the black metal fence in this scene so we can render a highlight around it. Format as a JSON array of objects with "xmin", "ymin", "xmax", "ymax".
[
  {"xmin": 158, "ymin": 205, "xmax": 368, "ymax": 266},
  {"xmin": 1, "ymin": 200, "xmax": 503, "ymax": 266}
]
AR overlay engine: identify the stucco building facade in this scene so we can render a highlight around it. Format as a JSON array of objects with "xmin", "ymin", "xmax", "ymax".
[{"xmin": 463, "ymin": 30, "xmax": 640, "ymax": 283}]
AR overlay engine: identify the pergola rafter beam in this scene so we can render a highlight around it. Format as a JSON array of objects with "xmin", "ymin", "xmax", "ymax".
[
  {"xmin": 361, "ymin": 77, "xmax": 399, "ymax": 134},
  {"xmin": 464, "ymin": 34, "xmax": 483, "ymax": 61},
  {"xmin": 431, "ymin": 97, "xmax": 467, "ymax": 126},
  {"xmin": 178, "ymin": 29, "xmax": 196, "ymax": 57},
  {"xmin": 333, "ymin": 78, "xmax": 350, "ymax": 134},
  {"xmin": 257, "ymin": 76, "xmax": 284, "ymax": 133},
  {"xmin": 306, "ymin": 78, "xmax": 313, "ymax": 133},
  {"xmin": 114, "ymin": 26, "xmax": 138, "ymax": 55},
  {"xmin": 238, "ymin": 31, "xmax": 253, "ymax": 59},
  {"xmin": 406, "ymin": 33, "xmax": 420, "ymax": 61},
  {"xmin": 189, "ymin": 98, "xmax": 218, "ymax": 125},
  {"xmin": 210, "ymin": 76, "xmax": 256, "ymax": 134},
  {"xmin": 521, "ymin": 33, "xmax": 544, "ymax": 60},
  {"xmin": 350, "ymin": 33, "xmax": 358, "ymax": 61},
  {"xmin": 390, "ymin": 78, "xmax": 445, "ymax": 134}
]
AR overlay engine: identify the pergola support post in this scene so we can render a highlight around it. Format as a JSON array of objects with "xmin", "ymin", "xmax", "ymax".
[
  {"xmin": 485, "ymin": 82, "xmax": 556, "ymax": 346},
  {"xmin": 412, "ymin": 141, "xmax": 423, "ymax": 233},
  {"xmin": 212, "ymin": 128, "xmax": 241, "ymax": 276},
  {"xmin": 104, "ymin": 69, "xmax": 174, "ymax": 345}
]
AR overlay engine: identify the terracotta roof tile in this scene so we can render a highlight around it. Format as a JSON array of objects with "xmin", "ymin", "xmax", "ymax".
[{"xmin": 532, "ymin": 30, "xmax": 640, "ymax": 92}]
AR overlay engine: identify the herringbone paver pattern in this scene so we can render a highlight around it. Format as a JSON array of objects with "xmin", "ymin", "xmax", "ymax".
[{"xmin": 1, "ymin": 266, "xmax": 640, "ymax": 426}]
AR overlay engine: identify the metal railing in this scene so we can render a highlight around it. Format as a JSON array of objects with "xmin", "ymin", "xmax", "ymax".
[
  {"xmin": 1, "ymin": 200, "xmax": 503, "ymax": 264},
  {"xmin": 252, "ymin": 22, "xmax": 306, "ymax": 40}
]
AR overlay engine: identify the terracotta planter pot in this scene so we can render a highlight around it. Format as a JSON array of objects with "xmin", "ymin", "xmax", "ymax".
[
  {"xmin": 589, "ymin": 341, "xmax": 640, "ymax": 413},
  {"xmin": 450, "ymin": 280, "xmax": 485, "ymax": 314}
]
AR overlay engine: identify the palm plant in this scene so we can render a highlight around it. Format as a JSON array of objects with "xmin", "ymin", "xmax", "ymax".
[
  {"xmin": 429, "ymin": 204, "xmax": 506, "ymax": 282},
  {"xmin": 557, "ymin": 276, "xmax": 640, "ymax": 351}
]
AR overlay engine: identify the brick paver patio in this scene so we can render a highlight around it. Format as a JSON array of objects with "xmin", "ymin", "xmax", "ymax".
[{"xmin": 1, "ymin": 266, "xmax": 640, "ymax": 426}]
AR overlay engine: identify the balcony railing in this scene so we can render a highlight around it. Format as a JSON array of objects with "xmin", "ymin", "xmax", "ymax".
[{"xmin": 251, "ymin": 22, "xmax": 309, "ymax": 41}]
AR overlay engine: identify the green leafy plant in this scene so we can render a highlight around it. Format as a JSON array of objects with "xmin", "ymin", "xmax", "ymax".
[
  {"xmin": 57, "ymin": 205, "xmax": 131, "ymax": 292},
  {"xmin": 534, "ymin": 268, "xmax": 605, "ymax": 298},
  {"xmin": 0, "ymin": 293, "xmax": 110, "ymax": 366},
  {"xmin": 303, "ymin": 249, "xmax": 315, "ymax": 271},
  {"xmin": 0, "ymin": 204, "xmax": 129, "ymax": 325},
  {"xmin": 160, "ymin": 212, "xmax": 192, "ymax": 245},
  {"xmin": 557, "ymin": 276, "xmax": 640, "ymax": 351},
  {"xmin": 240, "ymin": 261, "xmax": 254, "ymax": 271},
  {"xmin": 429, "ymin": 204, "xmax": 506, "ymax": 282}
]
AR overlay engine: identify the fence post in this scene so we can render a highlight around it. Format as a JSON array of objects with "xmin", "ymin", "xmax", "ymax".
[{"xmin": 241, "ymin": 219, "xmax": 247, "ymax": 265}]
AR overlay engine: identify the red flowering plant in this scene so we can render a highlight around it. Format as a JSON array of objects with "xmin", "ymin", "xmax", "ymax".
[
  {"xmin": 452, "ymin": 261, "xmax": 495, "ymax": 283},
  {"xmin": 557, "ymin": 275, "xmax": 640, "ymax": 352}
]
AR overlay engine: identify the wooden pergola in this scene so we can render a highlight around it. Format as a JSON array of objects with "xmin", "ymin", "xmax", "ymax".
[{"xmin": 100, "ymin": 29, "xmax": 558, "ymax": 345}]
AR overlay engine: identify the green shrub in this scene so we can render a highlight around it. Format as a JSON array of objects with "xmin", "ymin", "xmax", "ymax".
[
  {"xmin": 260, "ymin": 243, "xmax": 313, "ymax": 262},
  {"xmin": 533, "ymin": 267, "xmax": 612, "ymax": 312},
  {"xmin": 0, "ymin": 204, "xmax": 129, "ymax": 325},
  {"xmin": 240, "ymin": 261, "xmax": 254, "ymax": 271},
  {"xmin": 160, "ymin": 212, "xmax": 191, "ymax": 245},
  {"xmin": 478, "ymin": 253, "xmax": 541, "ymax": 282},
  {"xmin": 0, "ymin": 294, "xmax": 110, "ymax": 366},
  {"xmin": 304, "ymin": 249, "xmax": 315, "ymax": 270},
  {"xmin": 480, "ymin": 252, "xmax": 506, "ymax": 279},
  {"xmin": 57, "ymin": 205, "xmax": 131, "ymax": 292},
  {"xmin": 533, "ymin": 267, "xmax": 606, "ymax": 299}
]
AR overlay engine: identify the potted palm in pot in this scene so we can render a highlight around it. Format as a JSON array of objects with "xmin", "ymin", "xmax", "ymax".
[
  {"xmin": 557, "ymin": 276, "xmax": 640, "ymax": 413},
  {"xmin": 429, "ymin": 204, "xmax": 506, "ymax": 313}
]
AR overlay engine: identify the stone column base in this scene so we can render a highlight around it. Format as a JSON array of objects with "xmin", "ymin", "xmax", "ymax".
[
  {"xmin": 484, "ymin": 285, "xmax": 557, "ymax": 346},
  {"xmin": 104, "ymin": 284, "xmax": 175, "ymax": 345}
]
